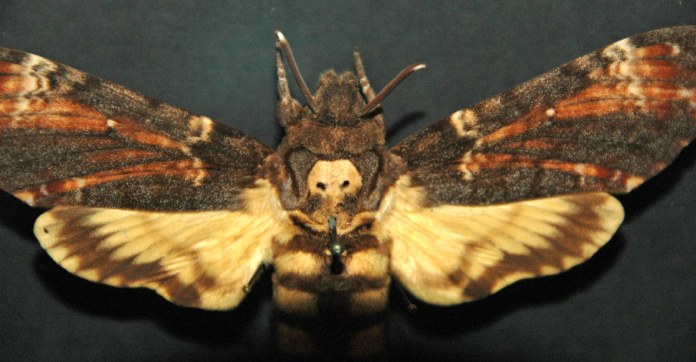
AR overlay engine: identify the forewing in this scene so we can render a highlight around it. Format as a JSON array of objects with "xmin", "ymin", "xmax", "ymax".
[
  {"xmin": 384, "ymin": 27, "xmax": 695, "ymax": 304},
  {"xmin": 379, "ymin": 179, "xmax": 623, "ymax": 304},
  {"xmin": 0, "ymin": 47, "xmax": 272, "ymax": 210},
  {"xmin": 392, "ymin": 26, "xmax": 696, "ymax": 206},
  {"xmin": 34, "ymin": 180, "xmax": 292, "ymax": 310}
]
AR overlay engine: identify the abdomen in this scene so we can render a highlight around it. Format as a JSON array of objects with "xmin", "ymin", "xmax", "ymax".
[{"xmin": 271, "ymin": 232, "xmax": 391, "ymax": 316}]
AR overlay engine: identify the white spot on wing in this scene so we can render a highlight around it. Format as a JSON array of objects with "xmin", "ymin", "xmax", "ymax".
[
  {"xmin": 73, "ymin": 177, "xmax": 87, "ymax": 188},
  {"xmin": 627, "ymin": 80, "xmax": 647, "ymax": 109},
  {"xmin": 670, "ymin": 43, "xmax": 681, "ymax": 55},
  {"xmin": 678, "ymin": 88, "xmax": 694, "ymax": 99},
  {"xmin": 23, "ymin": 54, "xmax": 54, "ymax": 71},
  {"xmin": 20, "ymin": 54, "xmax": 57, "ymax": 95},
  {"xmin": 180, "ymin": 145, "xmax": 193, "ymax": 156},
  {"xmin": 610, "ymin": 170, "xmax": 623, "ymax": 182},
  {"xmin": 602, "ymin": 38, "xmax": 636, "ymax": 61},
  {"xmin": 461, "ymin": 168, "xmax": 474, "ymax": 181},
  {"xmin": 187, "ymin": 116, "xmax": 215, "ymax": 143},
  {"xmin": 189, "ymin": 158, "xmax": 207, "ymax": 187},
  {"xmin": 198, "ymin": 116, "xmax": 214, "ymax": 141},
  {"xmin": 459, "ymin": 151, "xmax": 479, "ymax": 181},
  {"xmin": 598, "ymin": 38, "xmax": 642, "ymax": 80},
  {"xmin": 193, "ymin": 170, "xmax": 207, "ymax": 187},
  {"xmin": 461, "ymin": 151, "xmax": 473, "ymax": 163},
  {"xmin": 449, "ymin": 109, "xmax": 479, "ymax": 138}
]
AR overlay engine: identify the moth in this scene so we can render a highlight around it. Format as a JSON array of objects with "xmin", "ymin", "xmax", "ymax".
[{"xmin": 0, "ymin": 27, "xmax": 694, "ymax": 319}]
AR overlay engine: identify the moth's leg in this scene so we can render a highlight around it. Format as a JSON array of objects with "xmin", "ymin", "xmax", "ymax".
[
  {"xmin": 276, "ymin": 41, "xmax": 303, "ymax": 127},
  {"xmin": 353, "ymin": 47, "xmax": 377, "ymax": 101},
  {"xmin": 243, "ymin": 264, "xmax": 266, "ymax": 293}
]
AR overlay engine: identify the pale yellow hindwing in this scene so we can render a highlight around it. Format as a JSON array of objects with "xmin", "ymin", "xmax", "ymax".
[
  {"xmin": 379, "ymin": 177, "xmax": 625, "ymax": 305},
  {"xmin": 33, "ymin": 179, "xmax": 291, "ymax": 310}
]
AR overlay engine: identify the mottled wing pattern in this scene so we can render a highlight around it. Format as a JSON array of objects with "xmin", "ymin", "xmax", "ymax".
[
  {"xmin": 385, "ymin": 26, "xmax": 695, "ymax": 304},
  {"xmin": 393, "ymin": 26, "xmax": 696, "ymax": 206},
  {"xmin": 33, "ymin": 180, "xmax": 290, "ymax": 310},
  {"xmin": 0, "ymin": 48, "xmax": 285, "ymax": 309},
  {"xmin": 378, "ymin": 179, "xmax": 623, "ymax": 304},
  {"xmin": 0, "ymin": 47, "xmax": 272, "ymax": 210}
]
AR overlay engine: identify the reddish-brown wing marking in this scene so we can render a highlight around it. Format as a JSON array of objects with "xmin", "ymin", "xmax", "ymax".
[
  {"xmin": 0, "ymin": 48, "xmax": 285, "ymax": 309},
  {"xmin": 385, "ymin": 26, "xmax": 696, "ymax": 304},
  {"xmin": 393, "ymin": 26, "xmax": 696, "ymax": 206},
  {"xmin": 0, "ymin": 48, "xmax": 272, "ymax": 211}
]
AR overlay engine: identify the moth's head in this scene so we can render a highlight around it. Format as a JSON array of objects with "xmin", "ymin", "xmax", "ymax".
[
  {"xmin": 311, "ymin": 70, "xmax": 364, "ymax": 126},
  {"xmin": 275, "ymin": 30, "xmax": 425, "ymax": 138}
]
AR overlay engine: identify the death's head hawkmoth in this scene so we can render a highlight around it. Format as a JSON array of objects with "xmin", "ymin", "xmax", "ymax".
[{"xmin": 0, "ymin": 26, "xmax": 694, "ymax": 327}]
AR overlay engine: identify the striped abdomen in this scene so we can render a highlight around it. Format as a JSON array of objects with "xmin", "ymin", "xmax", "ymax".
[{"xmin": 271, "ymin": 232, "xmax": 391, "ymax": 316}]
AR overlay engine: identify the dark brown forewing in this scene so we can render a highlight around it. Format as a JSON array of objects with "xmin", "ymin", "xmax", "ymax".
[
  {"xmin": 0, "ymin": 48, "xmax": 272, "ymax": 211},
  {"xmin": 392, "ymin": 26, "xmax": 696, "ymax": 206}
]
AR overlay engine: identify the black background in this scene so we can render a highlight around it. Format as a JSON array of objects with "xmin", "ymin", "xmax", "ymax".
[{"xmin": 1, "ymin": 1, "xmax": 695, "ymax": 360}]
